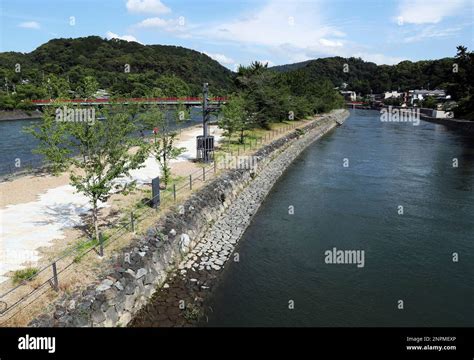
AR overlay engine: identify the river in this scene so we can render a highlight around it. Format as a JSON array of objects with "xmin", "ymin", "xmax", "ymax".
[
  {"xmin": 0, "ymin": 107, "xmax": 208, "ymax": 176},
  {"xmin": 204, "ymin": 109, "xmax": 474, "ymax": 327}
]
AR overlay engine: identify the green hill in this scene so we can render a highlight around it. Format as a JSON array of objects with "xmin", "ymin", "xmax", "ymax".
[
  {"xmin": 273, "ymin": 56, "xmax": 457, "ymax": 95},
  {"xmin": 0, "ymin": 36, "xmax": 235, "ymax": 101}
]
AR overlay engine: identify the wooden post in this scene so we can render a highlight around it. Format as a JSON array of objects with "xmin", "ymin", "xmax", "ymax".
[
  {"xmin": 99, "ymin": 232, "xmax": 104, "ymax": 257},
  {"xmin": 173, "ymin": 184, "xmax": 176, "ymax": 201},
  {"xmin": 189, "ymin": 174, "xmax": 192, "ymax": 190},
  {"xmin": 203, "ymin": 167, "xmax": 206, "ymax": 181},
  {"xmin": 51, "ymin": 262, "xmax": 59, "ymax": 291},
  {"xmin": 130, "ymin": 211, "xmax": 135, "ymax": 233}
]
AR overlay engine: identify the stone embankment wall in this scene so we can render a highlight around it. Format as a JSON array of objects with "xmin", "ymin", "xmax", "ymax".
[
  {"xmin": 420, "ymin": 115, "xmax": 474, "ymax": 133},
  {"xmin": 30, "ymin": 109, "xmax": 349, "ymax": 327}
]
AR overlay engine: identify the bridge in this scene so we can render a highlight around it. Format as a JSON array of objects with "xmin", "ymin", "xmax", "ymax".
[{"xmin": 31, "ymin": 97, "xmax": 228, "ymax": 107}]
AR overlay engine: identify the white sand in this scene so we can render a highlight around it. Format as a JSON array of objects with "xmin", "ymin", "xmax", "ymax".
[{"xmin": 0, "ymin": 125, "xmax": 222, "ymax": 283}]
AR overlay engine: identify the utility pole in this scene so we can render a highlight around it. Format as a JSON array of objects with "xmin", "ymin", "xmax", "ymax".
[
  {"xmin": 197, "ymin": 82, "xmax": 218, "ymax": 163},
  {"xmin": 203, "ymin": 82, "xmax": 209, "ymax": 139}
]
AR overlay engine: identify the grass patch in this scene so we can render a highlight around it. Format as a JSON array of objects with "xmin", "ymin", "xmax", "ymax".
[
  {"xmin": 184, "ymin": 304, "xmax": 202, "ymax": 322},
  {"xmin": 73, "ymin": 237, "xmax": 101, "ymax": 263},
  {"xmin": 12, "ymin": 267, "xmax": 39, "ymax": 285}
]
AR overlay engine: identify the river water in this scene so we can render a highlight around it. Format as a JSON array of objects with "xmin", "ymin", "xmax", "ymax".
[
  {"xmin": 205, "ymin": 109, "xmax": 474, "ymax": 327},
  {"xmin": 0, "ymin": 108, "xmax": 207, "ymax": 176}
]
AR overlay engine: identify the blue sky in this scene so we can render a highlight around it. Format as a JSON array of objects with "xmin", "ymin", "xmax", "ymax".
[{"xmin": 1, "ymin": 0, "xmax": 473, "ymax": 68}]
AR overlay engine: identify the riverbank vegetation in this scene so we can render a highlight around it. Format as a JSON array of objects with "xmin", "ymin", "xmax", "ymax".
[{"xmin": 219, "ymin": 61, "xmax": 344, "ymax": 145}]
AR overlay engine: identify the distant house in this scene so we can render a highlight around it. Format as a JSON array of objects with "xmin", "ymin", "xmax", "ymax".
[
  {"xmin": 384, "ymin": 91, "xmax": 403, "ymax": 99},
  {"xmin": 94, "ymin": 89, "xmax": 110, "ymax": 99},
  {"xmin": 408, "ymin": 89, "xmax": 450, "ymax": 105},
  {"xmin": 340, "ymin": 90, "xmax": 357, "ymax": 102},
  {"xmin": 368, "ymin": 93, "xmax": 384, "ymax": 102}
]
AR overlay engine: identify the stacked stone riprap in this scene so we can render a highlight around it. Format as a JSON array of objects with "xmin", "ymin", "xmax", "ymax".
[{"xmin": 29, "ymin": 109, "xmax": 349, "ymax": 328}]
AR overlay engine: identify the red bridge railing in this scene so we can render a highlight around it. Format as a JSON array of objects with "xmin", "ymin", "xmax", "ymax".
[{"xmin": 31, "ymin": 97, "xmax": 228, "ymax": 104}]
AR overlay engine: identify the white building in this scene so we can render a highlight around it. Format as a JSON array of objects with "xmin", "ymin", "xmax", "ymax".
[
  {"xmin": 384, "ymin": 91, "xmax": 403, "ymax": 99},
  {"xmin": 94, "ymin": 89, "xmax": 110, "ymax": 99},
  {"xmin": 408, "ymin": 89, "xmax": 449, "ymax": 105},
  {"xmin": 340, "ymin": 90, "xmax": 357, "ymax": 102}
]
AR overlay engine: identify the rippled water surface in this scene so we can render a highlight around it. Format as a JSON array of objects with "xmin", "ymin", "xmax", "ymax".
[{"xmin": 206, "ymin": 109, "xmax": 474, "ymax": 327}]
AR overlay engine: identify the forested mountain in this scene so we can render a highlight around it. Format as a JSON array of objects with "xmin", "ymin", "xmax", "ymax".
[
  {"xmin": 273, "ymin": 56, "xmax": 457, "ymax": 95},
  {"xmin": 270, "ymin": 60, "xmax": 312, "ymax": 73},
  {"xmin": 0, "ymin": 36, "xmax": 235, "ymax": 99}
]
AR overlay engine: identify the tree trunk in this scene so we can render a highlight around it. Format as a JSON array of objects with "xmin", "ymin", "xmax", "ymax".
[
  {"xmin": 163, "ymin": 137, "xmax": 168, "ymax": 185},
  {"xmin": 92, "ymin": 200, "xmax": 99, "ymax": 241}
]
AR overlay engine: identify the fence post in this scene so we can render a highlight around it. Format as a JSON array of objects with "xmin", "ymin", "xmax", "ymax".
[
  {"xmin": 214, "ymin": 159, "xmax": 217, "ymax": 173},
  {"xmin": 152, "ymin": 177, "xmax": 160, "ymax": 209},
  {"xmin": 203, "ymin": 167, "xmax": 206, "ymax": 182},
  {"xmin": 173, "ymin": 184, "xmax": 176, "ymax": 201},
  {"xmin": 130, "ymin": 211, "xmax": 135, "ymax": 233},
  {"xmin": 51, "ymin": 262, "xmax": 59, "ymax": 291},
  {"xmin": 99, "ymin": 232, "xmax": 104, "ymax": 257},
  {"xmin": 189, "ymin": 174, "xmax": 192, "ymax": 190}
]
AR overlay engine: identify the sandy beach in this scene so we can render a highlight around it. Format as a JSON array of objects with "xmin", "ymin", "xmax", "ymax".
[{"xmin": 0, "ymin": 124, "xmax": 222, "ymax": 283}]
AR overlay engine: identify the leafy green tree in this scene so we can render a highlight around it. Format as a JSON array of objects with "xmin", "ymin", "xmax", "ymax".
[
  {"xmin": 220, "ymin": 93, "xmax": 248, "ymax": 146},
  {"xmin": 142, "ymin": 105, "xmax": 185, "ymax": 186},
  {"xmin": 44, "ymin": 74, "xmax": 70, "ymax": 99},
  {"xmin": 154, "ymin": 74, "xmax": 190, "ymax": 97},
  {"xmin": 77, "ymin": 75, "xmax": 99, "ymax": 98},
  {"xmin": 450, "ymin": 46, "xmax": 474, "ymax": 119},
  {"xmin": 0, "ymin": 94, "xmax": 16, "ymax": 110},
  {"xmin": 24, "ymin": 104, "xmax": 70, "ymax": 174},
  {"xmin": 422, "ymin": 96, "xmax": 437, "ymax": 109},
  {"xmin": 26, "ymin": 103, "xmax": 149, "ymax": 240}
]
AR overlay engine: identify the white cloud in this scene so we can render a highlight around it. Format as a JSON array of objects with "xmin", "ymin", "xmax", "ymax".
[
  {"xmin": 135, "ymin": 16, "xmax": 188, "ymax": 34},
  {"xmin": 137, "ymin": 17, "xmax": 170, "ymax": 28},
  {"xmin": 204, "ymin": 52, "xmax": 235, "ymax": 65},
  {"xmin": 319, "ymin": 38, "xmax": 344, "ymax": 47},
  {"xmin": 18, "ymin": 21, "xmax": 40, "ymax": 29},
  {"xmin": 199, "ymin": 1, "xmax": 344, "ymax": 50},
  {"xmin": 402, "ymin": 26, "xmax": 463, "ymax": 43},
  {"xmin": 126, "ymin": 0, "xmax": 171, "ymax": 15},
  {"xmin": 192, "ymin": 1, "xmax": 395, "ymax": 65},
  {"xmin": 105, "ymin": 31, "xmax": 140, "ymax": 43},
  {"xmin": 396, "ymin": 0, "xmax": 468, "ymax": 24}
]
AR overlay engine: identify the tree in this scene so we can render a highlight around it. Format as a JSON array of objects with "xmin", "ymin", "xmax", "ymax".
[
  {"xmin": 142, "ymin": 105, "xmax": 185, "ymax": 186},
  {"xmin": 220, "ymin": 93, "xmax": 248, "ymax": 146},
  {"xmin": 422, "ymin": 96, "xmax": 437, "ymax": 109},
  {"xmin": 154, "ymin": 74, "xmax": 190, "ymax": 97},
  {"xmin": 77, "ymin": 75, "xmax": 99, "ymax": 98},
  {"xmin": 236, "ymin": 61, "xmax": 291, "ymax": 128},
  {"xmin": 450, "ymin": 46, "xmax": 474, "ymax": 120},
  {"xmin": 26, "ymin": 103, "xmax": 149, "ymax": 240},
  {"xmin": 43, "ymin": 74, "xmax": 70, "ymax": 99},
  {"xmin": 24, "ymin": 103, "xmax": 70, "ymax": 174}
]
